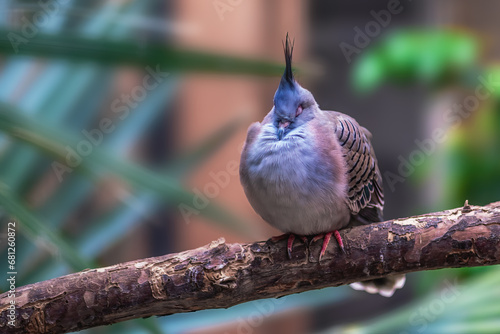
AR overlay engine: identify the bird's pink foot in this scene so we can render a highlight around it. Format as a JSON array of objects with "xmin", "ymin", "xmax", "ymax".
[
  {"xmin": 333, "ymin": 230, "xmax": 346, "ymax": 254},
  {"xmin": 271, "ymin": 233, "xmax": 308, "ymax": 259},
  {"xmin": 311, "ymin": 230, "xmax": 345, "ymax": 261}
]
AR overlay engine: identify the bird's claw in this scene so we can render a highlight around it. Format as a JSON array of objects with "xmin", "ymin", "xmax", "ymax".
[
  {"xmin": 334, "ymin": 230, "xmax": 346, "ymax": 255},
  {"xmin": 310, "ymin": 230, "xmax": 345, "ymax": 261},
  {"xmin": 286, "ymin": 234, "xmax": 293, "ymax": 259},
  {"xmin": 271, "ymin": 233, "xmax": 307, "ymax": 259},
  {"xmin": 286, "ymin": 234, "xmax": 308, "ymax": 259}
]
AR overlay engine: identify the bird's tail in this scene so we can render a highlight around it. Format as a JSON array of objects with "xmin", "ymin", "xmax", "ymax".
[{"xmin": 350, "ymin": 274, "xmax": 406, "ymax": 297}]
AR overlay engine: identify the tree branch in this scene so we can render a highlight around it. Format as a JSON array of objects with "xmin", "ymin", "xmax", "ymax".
[{"xmin": 2, "ymin": 201, "xmax": 500, "ymax": 333}]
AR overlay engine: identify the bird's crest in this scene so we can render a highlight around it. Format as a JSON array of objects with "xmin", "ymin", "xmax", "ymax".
[{"xmin": 282, "ymin": 33, "xmax": 294, "ymax": 84}]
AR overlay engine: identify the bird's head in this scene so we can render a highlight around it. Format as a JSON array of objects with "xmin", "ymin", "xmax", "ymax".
[{"xmin": 273, "ymin": 34, "xmax": 317, "ymax": 140}]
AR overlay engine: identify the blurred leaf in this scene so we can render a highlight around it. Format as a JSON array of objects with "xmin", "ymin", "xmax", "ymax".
[
  {"xmin": 351, "ymin": 49, "xmax": 385, "ymax": 93},
  {"xmin": 0, "ymin": 3, "xmax": 168, "ymax": 334},
  {"xmin": 76, "ymin": 193, "xmax": 157, "ymax": 259},
  {"xmin": 428, "ymin": 97, "xmax": 500, "ymax": 210},
  {"xmin": 165, "ymin": 117, "xmax": 243, "ymax": 178},
  {"xmin": 331, "ymin": 267, "xmax": 500, "ymax": 334},
  {"xmin": 133, "ymin": 318, "xmax": 164, "ymax": 334},
  {"xmin": 0, "ymin": 102, "xmax": 258, "ymax": 238},
  {"xmin": 0, "ymin": 182, "xmax": 92, "ymax": 270},
  {"xmin": 14, "ymin": 76, "xmax": 179, "ymax": 283},
  {"xmin": 483, "ymin": 65, "xmax": 500, "ymax": 98},
  {"xmin": 0, "ymin": 29, "xmax": 285, "ymax": 76},
  {"xmin": 352, "ymin": 29, "xmax": 479, "ymax": 93}
]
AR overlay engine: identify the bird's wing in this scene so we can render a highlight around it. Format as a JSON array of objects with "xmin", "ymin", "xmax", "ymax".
[{"xmin": 332, "ymin": 112, "xmax": 384, "ymax": 223}]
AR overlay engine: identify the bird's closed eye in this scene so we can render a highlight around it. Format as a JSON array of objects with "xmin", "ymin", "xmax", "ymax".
[{"xmin": 295, "ymin": 105, "xmax": 303, "ymax": 117}]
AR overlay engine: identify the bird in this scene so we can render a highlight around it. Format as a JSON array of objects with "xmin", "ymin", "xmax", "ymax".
[{"xmin": 239, "ymin": 34, "xmax": 405, "ymax": 297}]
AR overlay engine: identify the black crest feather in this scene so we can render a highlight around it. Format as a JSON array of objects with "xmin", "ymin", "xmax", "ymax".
[{"xmin": 282, "ymin": 33, "xmax": 294, "ymax": 84}]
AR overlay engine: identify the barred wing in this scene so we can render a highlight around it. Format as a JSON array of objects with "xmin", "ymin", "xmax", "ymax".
[{"xmin": 334, "ymin": 113, "xmax": 384, "ymax": 222}]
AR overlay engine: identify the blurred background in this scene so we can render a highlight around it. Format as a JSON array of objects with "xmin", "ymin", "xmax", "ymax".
[{"xmin": 0, "ymin": 0, "xmax": 499, "ymax": 333}]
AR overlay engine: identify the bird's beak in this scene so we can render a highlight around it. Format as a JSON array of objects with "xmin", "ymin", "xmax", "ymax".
[{"xmin": 278, "ymin": 120, "xmax": 290, "ymax": 140}]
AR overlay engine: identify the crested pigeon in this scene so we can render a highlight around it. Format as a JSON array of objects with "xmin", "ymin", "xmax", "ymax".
[{"xmin": 239, "ymin": 34, "xmax": 405, "ymax": 297}]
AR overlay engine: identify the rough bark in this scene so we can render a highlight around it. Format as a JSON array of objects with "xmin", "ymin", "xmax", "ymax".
[{"xmin": 1, "ymin": 201, "xmax": 500, "ymax": 333}]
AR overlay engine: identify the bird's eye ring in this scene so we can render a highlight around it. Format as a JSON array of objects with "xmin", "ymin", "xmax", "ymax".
[{"xmin": 295, "ymin": 105, "xmax": 303, "ymax": 117}]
